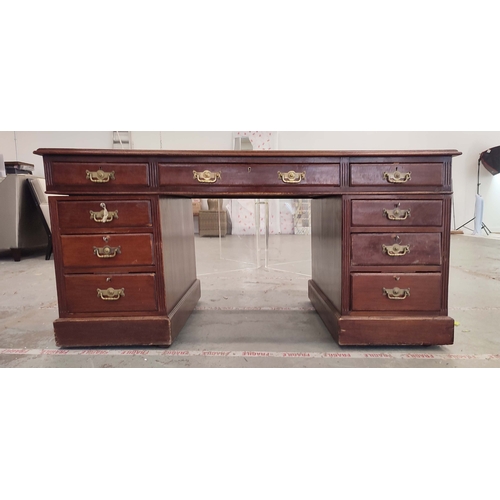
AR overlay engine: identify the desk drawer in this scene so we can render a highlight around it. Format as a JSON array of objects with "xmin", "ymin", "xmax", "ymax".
[
  {"xmin": 159, "ymin": 163, "xmax": 340, "ymax": 188},
  {"xmin": 50, "ymin": 161, "xmax": 150, "ymax": 191},
  {"xmin": 351, "ymin": 273, "xmax": 442, "ymax": 311},
  {"xmin": 351, "ymin": 200, "xmax": 443, "ymax": 227},
  {"xmin": 56, "ymin": 199, "xmax": 153, "ymax": 231},
  {"xmin": 60, "ymin": 234, "xmax": 154, "ymax": 268},
  {"xmin": 350, "ymin": 162, "xmax": 443, "ymax": 187},
  {"xmin": 351, "ymin": 233, "xmax": 442, "ymax": 266},
  {"xmin": 64, "ymin": 273, "xmax": 158, "ymax": 313}
]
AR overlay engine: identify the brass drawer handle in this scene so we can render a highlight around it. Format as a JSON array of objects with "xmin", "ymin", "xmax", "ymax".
[
  {"xmin": 383, "ymin": 207, "xmax": 411, "ymax": 221},
  {"xmin": 383, "ymin": 170, "xmax": 411, "ymax": 183},
  {"xmin": 382, "ymin": 243, "xmax": 410, "ymax": 256},
  {"xmin": 193, "ymin": 170, "xmax": 221, "ymax": 183},
  {"xmin": 93, "ymin": 245, "xmax": 121, "ymax": 258},
  {"xmin": 90, "ymin": 203, "xmax": 119, "ymax": 223},
  {"xmin": 383, "ymin": 287, "xmax": 410, "ymax": 300},
  {"xmin": 97, "ymin": 287, "xmax": 125, "ymax": 300},
  {"xmin": 278, "ymin": 170, "xmax": 306, "ymax": 184},
  {"xmin": 86, "ymin": 169, "xmax": 115, "ymax": 183}
]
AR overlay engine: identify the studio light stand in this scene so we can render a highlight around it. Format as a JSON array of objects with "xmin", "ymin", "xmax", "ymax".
[{"xmin": 456, "ymin": 152, "xmax": 495, "ymax": 235}]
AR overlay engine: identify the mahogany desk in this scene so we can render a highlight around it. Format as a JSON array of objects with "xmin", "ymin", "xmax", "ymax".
[{"xmin": 34, "ymin": 148, "xmax": 461, "ymax": 347}]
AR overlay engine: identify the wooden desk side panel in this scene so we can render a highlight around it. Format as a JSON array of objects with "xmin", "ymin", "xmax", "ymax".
[
  {"xmin": 441, "ymin": 195, "xmax": 452, "ymax": 313},
  {"xmin": 159, "ymin": 197, "xmax": 198, "ymax": 314},
  {"xmin": 311, "ymin": 197, "xmax": 343, "ymax": 312}
]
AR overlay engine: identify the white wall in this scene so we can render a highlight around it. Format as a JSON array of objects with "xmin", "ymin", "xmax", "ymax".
[
  {"xmin": 0, "ymin": 131, "xmax": 113, "ymax": 177},
  {"xmin": 1, "ymin": 131, "xmax": 499, "ymax": 232},
  {"xmin": 131, "ymin": 131, "xmax": 233, "ymax": 150}
]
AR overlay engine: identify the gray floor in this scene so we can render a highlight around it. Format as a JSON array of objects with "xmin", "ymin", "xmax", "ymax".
[{"xmin": 1, "ymin": 233, "xmax": 500, "ymax": 368}]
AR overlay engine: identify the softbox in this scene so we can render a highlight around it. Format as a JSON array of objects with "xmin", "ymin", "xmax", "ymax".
[{"xmin": 480, "ymin": 146, "xmax": 500, "ymax": 175}]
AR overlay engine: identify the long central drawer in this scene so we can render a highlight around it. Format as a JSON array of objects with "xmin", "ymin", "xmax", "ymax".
[{"xmin": 159, "ymin": 163, "xmax": 340, "ymax": 188}]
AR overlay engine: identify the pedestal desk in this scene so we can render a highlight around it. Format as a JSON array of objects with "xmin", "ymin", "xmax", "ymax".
[{"xmin": 34, "ymin": 148, "xmax": 461, "ymax": 348}]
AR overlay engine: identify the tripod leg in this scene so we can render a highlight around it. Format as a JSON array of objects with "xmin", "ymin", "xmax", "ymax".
[
  {"xmin": 456, "ymin": 218, "xmax": 475, "ymax": 231},
  {"xmin": 482, "ymin": 223, "xmax": 491, "ymax": 236}
]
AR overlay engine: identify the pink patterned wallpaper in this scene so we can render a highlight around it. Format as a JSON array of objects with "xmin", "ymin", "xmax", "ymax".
[{"xmin": 235, "ymin": 131, "xmax": 276, "ymax": 150}]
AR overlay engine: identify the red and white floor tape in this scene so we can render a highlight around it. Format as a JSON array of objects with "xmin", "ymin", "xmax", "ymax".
[{"xmin": 0, "ymin": 348, "xmax": 498, "ymax": 361}]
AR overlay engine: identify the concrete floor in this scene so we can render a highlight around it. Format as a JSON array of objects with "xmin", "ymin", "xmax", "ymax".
[{"xmin": 1, "ymin": 233, "xmax": 500, "ymax": 368}]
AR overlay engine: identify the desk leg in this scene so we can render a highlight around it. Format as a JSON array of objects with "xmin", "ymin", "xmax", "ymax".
[
  {"xmin": 309, "ymin": 197, "xmax": 343, "ymax": 341},
  {"xmin": 159, "ymin": 197, "xmax": 200, "ymax": 344}
]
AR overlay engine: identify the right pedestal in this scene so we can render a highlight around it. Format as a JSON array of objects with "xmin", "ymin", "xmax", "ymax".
[{"xmin": 310, "ymin": 194, "xmax": 454, "ymax": 346}]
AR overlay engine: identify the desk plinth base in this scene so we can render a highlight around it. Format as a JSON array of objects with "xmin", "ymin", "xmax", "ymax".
[
  {"xmin": 53, "ymin": 279, "xmax": 201, "ymax": 348},
  {"xmin": 308, "ymin": 280, "xmax": 454, "ymax": 346}
]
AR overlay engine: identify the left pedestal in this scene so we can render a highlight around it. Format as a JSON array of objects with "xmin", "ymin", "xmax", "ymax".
[{"xmin": 49, "ymin": 195, "xmax": 200, "ymax": 347}]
